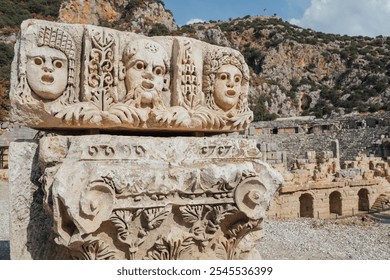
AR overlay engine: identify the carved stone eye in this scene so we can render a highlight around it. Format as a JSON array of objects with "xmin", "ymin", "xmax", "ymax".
[
  {"xmin": 34, "ymin": 57, "xmax": 43, "ymax": 65},
  {"xmin": 235, "ymin": 76, "xmax": 241, "ymax": 83},
  {"xmin": 220, "ymin": 73, "xmax": 227, "ymax": 80},
  {"xmin": 136, "ymin": 61, "xmax": 145, "ymax": 70},
  {"xmin": 154, "ymin": 66, "xmax": 164, "ymax": 76},
  {"xmin": 54, "ymin": 60, "xmax": 63, "ymax": 69}
]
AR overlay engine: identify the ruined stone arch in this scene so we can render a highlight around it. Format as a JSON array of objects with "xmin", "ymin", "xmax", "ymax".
[
  {"xmin": 299, "ymin": 192, "xmax": 314, "ymax": 218},
  {"xmin": 329, "ymin": 190, "xmax": 342, "ymax": 216},
  {"xmin": 358, "ymin": 188, "xmax": 370, "ymax": 212}
]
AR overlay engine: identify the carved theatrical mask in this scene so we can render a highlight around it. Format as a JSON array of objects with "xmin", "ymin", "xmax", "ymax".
[
  {"xmin": 26, "ymin": 46, "xmax": 68, "ymax": 100},
  {"xmin": 123, "ymin": 40, "xmax": 167, "ymax": 108},
  {"xmin": 213, "ymin": 64, "xmax": 242, "ymax": 111}
]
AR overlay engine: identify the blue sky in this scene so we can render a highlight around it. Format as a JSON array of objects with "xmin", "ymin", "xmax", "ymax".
[
  {"xmin": 163, "ymin": 0, "xmax": 310, "ymax": 25},
  {"xmin": 163, "ymin": 0, "xmax": 390, "ymax": 37}
]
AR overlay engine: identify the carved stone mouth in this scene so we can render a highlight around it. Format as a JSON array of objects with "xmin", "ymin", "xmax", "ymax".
[
  {"xmin": 141, "ymin": 80, "xmax": 154, "ymax": 90},
  {"xmin": 226, "ymin": 89, "xmax": 236, "ymax": 97},
  {"xmin": 41, "ymin": 74, "xmax": 54, "ymax": 84}
]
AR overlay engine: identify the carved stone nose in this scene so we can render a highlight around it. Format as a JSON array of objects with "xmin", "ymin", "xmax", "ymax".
[
  {"xmin": 142, "ymin": 72, "xmax": 153, "ymax": 80},
  {"xmin": 226, "ymin": 80, "xmax": 234, "ymax": 87},
  {"xmin": 42, "ymin": 64, "xmax": 54, "ymax": 73}
]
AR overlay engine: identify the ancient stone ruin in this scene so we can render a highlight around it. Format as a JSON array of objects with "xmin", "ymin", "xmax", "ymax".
[
  {"xmin": 8, "ymin": 19, "xmax": 282, "ymax": 260},
  {"xmin": 246, "ymin": 116, "xmax": 390, "ymax": 219}
]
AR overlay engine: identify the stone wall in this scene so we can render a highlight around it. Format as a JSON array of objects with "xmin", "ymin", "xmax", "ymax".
[
  {"xmin": 248, "ymin": 113, "xmax": 390, "ymax": 166},
  {"xmin": 243, "ymin": 113, "xmax": 390, "ymax": 219}
]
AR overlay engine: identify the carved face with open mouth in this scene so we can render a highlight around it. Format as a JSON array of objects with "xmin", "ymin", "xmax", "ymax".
[
  {"xmin": 26, "ymin": 46, "xmax": 68, "ymax": 100},
  {"xmin": 214, "ymin": 65, "xmax": 242, "ymax": 111},
  {"xmin": 124, "ymin": 42, "xmax": 166, "ymax": 107}
]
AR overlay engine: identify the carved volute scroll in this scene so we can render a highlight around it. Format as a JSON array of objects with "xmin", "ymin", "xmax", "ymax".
[{"xmin": 10, "ymin": 19, "xmax": 253, "ymax": 132}]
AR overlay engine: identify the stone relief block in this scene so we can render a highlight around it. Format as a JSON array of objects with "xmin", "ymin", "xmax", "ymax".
[
  {"xmin": 10, "ymin": 136, "xmax": 281, "ymax": 259},
  {"xmin": 10, "ymin": 19, "xmax": 253, "ymax": 132},
  {"xmin": 9, "ymin": 19, "xmax": 280, "ymax": 260}
]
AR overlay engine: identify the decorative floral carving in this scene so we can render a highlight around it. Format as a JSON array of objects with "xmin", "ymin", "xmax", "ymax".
[
  {"xmin": 179, "ymin": 204, "xmax": 237, "ymax": 252},
  {"xmin": 207, "ymin": 204, "xmax": 237, "ymax": 234},
  {"xmin": 143, "ymin": 206, "xmax": 172, "ymax": 230},
  {"xmin": 71, "ymin": 239, "xmax": 118, "ymax": 260},
  {"xmin": 110, "ymin": 209, "xmax": 146, "ymax": 259},
  {"xmin": 88, "ymin": 31, "xmax": 115, "ymax": 106},
  {"xmin": 145, "ymin": 232, "xmax": 194, "ymax": 260},
  {"xmin": 215, "ymin": 220, "xmax": 260, "ymax": 260}
]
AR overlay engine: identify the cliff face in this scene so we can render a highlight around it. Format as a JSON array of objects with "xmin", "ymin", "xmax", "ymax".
[
  {"xmin": 58, "ymin": 0, "xmax": 177, "ymax": 33},
  {"xmin": 58, "ymin": 0, "xmax": 124, "ymax": 25},
  {"xmin": 1, "ymin": 1, "xmax": 390, "ymax": 121}
]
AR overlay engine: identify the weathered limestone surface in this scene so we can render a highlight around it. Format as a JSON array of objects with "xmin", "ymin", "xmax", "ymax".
[
  {"xmin": 9, "ymin": 141, "xmax": 69, "ymax": 259},
  {"xmin": 9, "ymin": 19, "xmax": 280, "ymax": 260},
  {"xmin": 10, "ymin": 19, "xmax": 252, "ymax": 133},
  {"xmin": 10, "ymin": 136, "xmax": 281, "ymax": 259}
]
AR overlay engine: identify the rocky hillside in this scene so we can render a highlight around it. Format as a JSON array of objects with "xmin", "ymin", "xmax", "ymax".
[
  {"xmin": 177, "ymin": 17, "xmax": 390, "ymax": 120},
  {"xmin": 1, "ymin": 0, "xmax": 390, "ymax": 121}
]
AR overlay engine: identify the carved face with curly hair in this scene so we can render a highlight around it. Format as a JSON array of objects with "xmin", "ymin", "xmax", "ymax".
[
  {"xmin": 203, "ymin": 49, "xmax": 249, "ymax": 113},
  {"xmin": 214, "ymin": 64, "xmax": 243, "ymax": 111}
]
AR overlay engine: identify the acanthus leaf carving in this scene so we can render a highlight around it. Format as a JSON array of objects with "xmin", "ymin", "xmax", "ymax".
[
  {"xmin": 180, "ymin": 205, "xmax": 204, "ymax": 224},
  {"xmin": 71, "ymin": 239, "xmax": 118, "ymax": 260},
  {"xmin": 110, "ymin": 209, "xmax": 146, "ymax": 260},
  {"xmin": 152, "ymin": 106, "xmax": 192, "ymax": 128},
  {"xmin": 191, "ymin": 105, "xmax": 227, "ymax": 129},
  {"xmin": 142, "ymin": 205, "xmax": 172, "ymax": 230},
  {"xmin": 206, "ymin": 204, "xmax": 237, "ymax": 234},
  {"xmin": 222, "ymin": 220, "xmax": 260, "ymax": 259},
  {"xmin": 228, "ymin": 110, "xmax": 254, "ymax": 130},
  {"xmin": 106, "ymin": 102, "xmax": 143, "ymax": 126},
  {"xmin": 145, "ymin": 231, "xmax": 194, "ymax": 260}
]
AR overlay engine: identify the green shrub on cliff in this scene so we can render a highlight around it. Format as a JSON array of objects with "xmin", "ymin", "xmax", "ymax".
[{"xmin": 0, "ymin": 0, "xmax": 61, "ymax": 28}]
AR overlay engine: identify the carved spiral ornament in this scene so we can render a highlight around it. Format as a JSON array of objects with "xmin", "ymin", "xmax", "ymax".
[{"xmin": 234, "ymin": 177, "xmax": 267, "ymax": 220}]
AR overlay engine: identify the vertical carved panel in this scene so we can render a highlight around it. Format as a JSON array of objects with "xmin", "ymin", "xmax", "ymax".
[{"xmin": 88, "ymin": 29, "xmax": 116, "ymax": 111}]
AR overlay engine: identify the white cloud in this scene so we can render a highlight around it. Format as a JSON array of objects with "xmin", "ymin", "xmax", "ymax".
[
  {"xmin": 185, "ymin": 18, "xmax": 206, "ymax": 25},
  {"xmin": 290, "ymin": 0, "xmax": 390, "ymax": 37}
]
